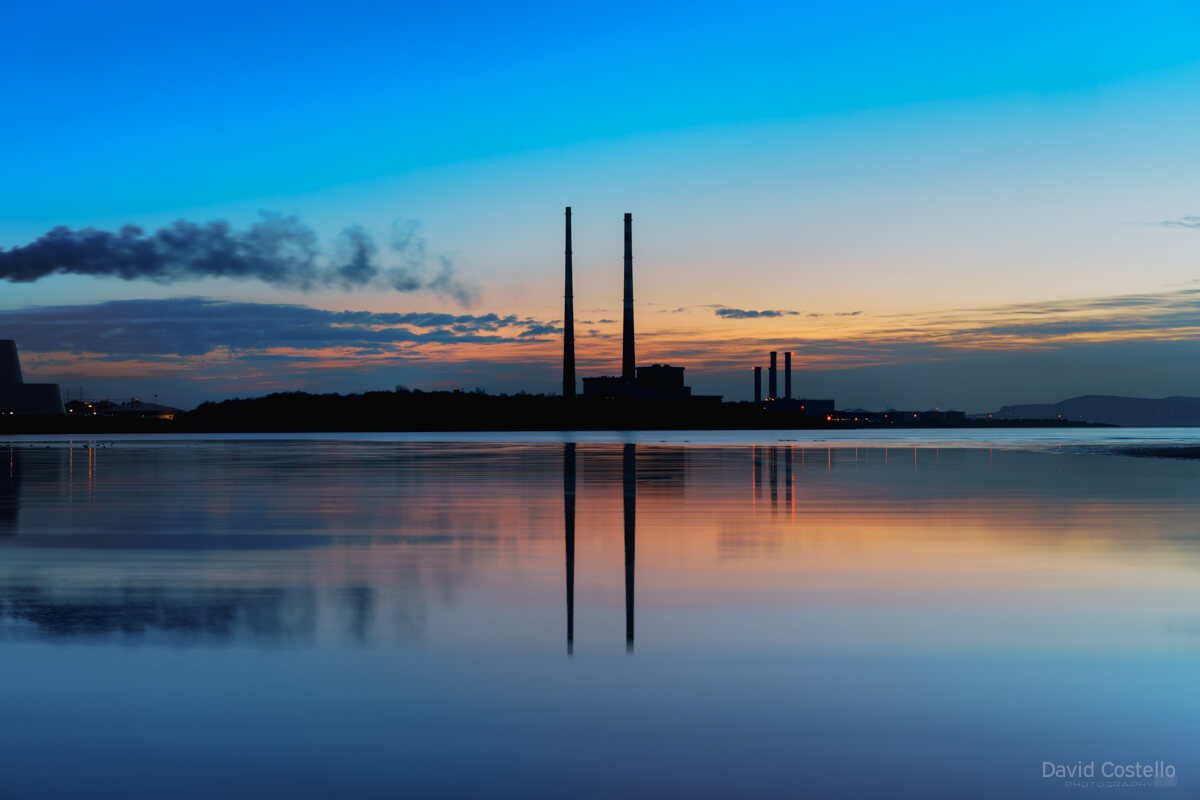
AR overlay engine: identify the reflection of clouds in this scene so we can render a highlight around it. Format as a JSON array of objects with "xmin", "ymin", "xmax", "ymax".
[
  {"xmin": 707, "ymin": 444, "xmax": 1200, "ymax": 560},
  {"xmin": 0, "ymin": 584, "xmax": 320, "ymax": 641},
  {"xmin": 0, "ymin": 555, "xmax": 434, "ymax": 646},
  {"xmin": 0, "ymin": 580, "xmax": 417, "ymax": 646},
  {"xmin": 3, "ymin": 441, "xmax": 1200, "ymax": 647},
  {"xmin": 0, "ymin": 442, "xmax": 582, "ymax": 646}
]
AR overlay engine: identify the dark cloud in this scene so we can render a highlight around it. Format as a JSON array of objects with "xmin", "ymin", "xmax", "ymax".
[
  {"xmin": 714, "ymin": 308, "xmax": 800, "ymax": 319},
  {"xmin": 332, "ymin": 310, "xmax": 518, "ymax": 330},
  {"xmin": 0, "ymin": 213, "xmax": 476, "ymax": 305},
  {"xmin": 0, "ymin": 297, "xmax": 547, "ymax": 356},
  {"xmin": 519, "ymin": 324, "xmax": 564, "ymax": 338}
]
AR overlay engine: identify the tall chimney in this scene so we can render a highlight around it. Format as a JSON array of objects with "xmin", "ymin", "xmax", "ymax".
[
  {"xmin": 563, "ymin": 207, "xmax": 575, "ymax": 400},
  {"xmin": 769, "ymin": 351, "xmax": 777, "ymax": 401},
  {"xmin": 784, "ymin": 351, "xmax": 792, "ymax": 400},
  {"xmin": 622, "ymin": 213, "xmax": 635, "ymax": 383},
  {"xmin": 754, "ymin": 366, "xmax": 762, "ymax": 404}
]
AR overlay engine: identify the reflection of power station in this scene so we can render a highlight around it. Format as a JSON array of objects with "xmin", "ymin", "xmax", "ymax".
[
  {"xmin": 1, "ymin": 447, "xmax": 22, "ymax": 534},
  {"xmin": 562, "ymin": 209, "xmax": 720, "ymax": 403},
  {"xmin": 0, "ymin": 340, "xmax": 63, "ymax": 415},
  {"xmin": 563, "ymin": 443, "xmax": 637, "ymax": 653}
]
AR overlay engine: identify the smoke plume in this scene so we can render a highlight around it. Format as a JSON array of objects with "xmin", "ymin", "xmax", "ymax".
[{"xmin": 0, "ymin": 213, "xmax": 475, "ymax": 305}]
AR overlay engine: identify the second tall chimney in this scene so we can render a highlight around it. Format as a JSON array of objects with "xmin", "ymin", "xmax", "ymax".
[
  {"xmin": 622, "ymin": 213, "xmax": 635, "ymax": 383},
  {"xmin": 563, "ymin": 207, "xmax": 575, "ymax": 400},
  {"xmin": 784, "ymin": 351, "xmax": 792, "ymax": 400},
  {"xmin": 769, "ymin": 351, "xmax": 778, "ymax": 401}
]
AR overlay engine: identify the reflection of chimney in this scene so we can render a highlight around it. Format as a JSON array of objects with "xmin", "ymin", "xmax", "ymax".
[
  {"xmin": 769, "ymin": 447, "xmax": 778, "ymax": 506},
  {"xmin": 623, "ymin": 443, "xmax": 636, "ymax": 652},
  {"xmin": 754, "ymin": 444, "xmax": 764, "ymax": 498},
  {"xmin": 622, "ymin": 213, "xmax": 635, "ymax": 382},
  {"xmin": 769, "ymin": 351, "xmax": 777, "ymax": 401},
  {"xmin": 564, "ymin": 443, "xmax": 576, "ymax": 654},
  {"xmin": 785, "ymin": 445, "xmax": 793, "ymax": 509},
  {"xmin": 0, "ymin": 447, "xmax": 21, "ymax": 534},
  {"xmin": 784, "ymin": 352, "xmax": 792, "ymax": 401},
  {"xmin": 563, "ymin": 208, "xmax": 575, "ymax": 400},
  {"xmin": 754, "ymin": 367, "xmax": 762, "ymax": 404}
]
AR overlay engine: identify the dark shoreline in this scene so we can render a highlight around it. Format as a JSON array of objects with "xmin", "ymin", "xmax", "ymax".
[
  {"xmin": 3, "ymin": 389, "xmax": 1118, "ymax": 435},
  {"xmin": 0, "ymin": 417, "xmax": 1108, "ymax": 436}
]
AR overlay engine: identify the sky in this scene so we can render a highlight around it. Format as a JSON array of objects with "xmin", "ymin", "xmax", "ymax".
[{"xmin": 2, "ymin": 0, "xmax": 1200, "ymax": 411}]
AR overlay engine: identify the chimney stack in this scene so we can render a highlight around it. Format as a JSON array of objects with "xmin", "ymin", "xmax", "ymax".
[
  {"xmin": 769, "ymin": 351, "xmax": 777, "ymax": 401},
  {"xmin": 622, "ymin": 213, "xmax": 635, "ymax": 383},
  {"xmin": 562, "ymin": 207, "xmax": 575, "ymax": 400},
  {"xmin": 754, "ymin": 366, "xmax": 762, "ymax": 404},
  {"xmin": 784, "ymin": 352, "xmax": 792, "ymax": 400}
]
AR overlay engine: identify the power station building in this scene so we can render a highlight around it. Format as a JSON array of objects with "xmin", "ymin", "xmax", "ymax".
[
  {"xmin": 0, "ymin": 340, "xmax": 63, "ymax": 415},
  {"xmin": 752, "ymin": 349, "xmax": 834, "ymax": 416},
  {"xmin": 565, "ymin": 209, "xmax": 719, "ymax": 404},
  {"xmin": 583, "ymin": 364, "xmax": 696, "ymax": 400}
]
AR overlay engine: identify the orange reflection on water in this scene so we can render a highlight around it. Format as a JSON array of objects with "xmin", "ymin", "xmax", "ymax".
[{"xmin": 3, "ymin": 441, "xmax": 1200, "ymax": 652}]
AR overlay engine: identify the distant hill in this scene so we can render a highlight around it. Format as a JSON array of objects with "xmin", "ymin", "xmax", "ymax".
[{"xmin": 982, "ymin": 395, "xmax": 1200, "ymax": 426}]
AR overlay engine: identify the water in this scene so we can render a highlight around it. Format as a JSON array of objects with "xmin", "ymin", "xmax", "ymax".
[{"xmin": 2, "ymin": 430, "xmax": 1199, "ymax": 798}]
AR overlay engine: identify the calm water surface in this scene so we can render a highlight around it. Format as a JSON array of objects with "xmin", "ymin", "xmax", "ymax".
[{"xmin": 2, "ymin": 431, "xmax": 1200, "ymax": 798}]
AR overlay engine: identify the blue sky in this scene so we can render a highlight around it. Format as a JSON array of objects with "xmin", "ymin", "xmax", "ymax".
[{"xmin": 3, "ymin": 1, "xmax": 1200, "ymax": 409}]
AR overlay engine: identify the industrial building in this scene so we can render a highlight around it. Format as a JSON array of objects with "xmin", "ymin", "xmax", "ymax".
[
  {"xmin": 558, "ymin": 209, "xmax": 842, "ymax": 416},
  {"xmin": 583, "ymin": 364, "xmax": 701, "ymax": 400},
  {"xmin": 751, "ymin": 349, "xmax": 835, "ymax": 416},
  {"xmin": 566, "ymin": 209, "xmax": 719, "ymax": 404},
  {"xmin": 0, "ymin": 340, "xmax": 63, "ymax": 415}
]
